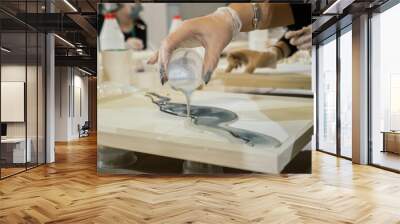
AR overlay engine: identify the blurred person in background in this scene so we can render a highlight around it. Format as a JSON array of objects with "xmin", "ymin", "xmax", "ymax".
[
  {"xmin": 100, "ymin": 3, "xmax": 147, "ymax": 50},
  {"xmin": 148, "ymin": 3, "xmax": 311, "ymax": 84},
  {"xmin": 226, "ymin": 24, "xmax": 311, "ymax": 73}
]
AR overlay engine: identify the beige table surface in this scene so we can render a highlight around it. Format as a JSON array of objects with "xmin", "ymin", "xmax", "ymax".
[
  {"xmin": 209, "ymin": 57, "xmax": 311, "ymax": 94},
  {"xmin": 206, "ymin": 69, "xmax": 311, "ymax": 94},
  {"xmin": 98, "ymin": 87, "xmax": 313, "ymax": 173},
  {"xmin": 98, "ymin": 53, "xmax": 313, "ymax": 173}
]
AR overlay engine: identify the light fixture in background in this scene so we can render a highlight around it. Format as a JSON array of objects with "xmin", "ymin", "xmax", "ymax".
[
  {"xmin": 323, "ymin": 0, "xmax": 354, "ymax": 15},
  {"xmin": 54, "ymin": 34, "xmax": 75, "ymax": 48},
  {"xmin": 63, "ymin": 0, "xmax": 78, "ymax": 12},
  {"xmin": 78, "ymin": 67, "xmax": 93, "ymax": 76},
  {"xmin": 1, "ymin": 47, "xmax": 11, "ymax": 53},
  {"xmin": 323, "ymin": 0, "xmax": 340, "ymax": 14},
  {"xmin": 76, "ymin": 48, "xmax": 84, "ymax": 55}
]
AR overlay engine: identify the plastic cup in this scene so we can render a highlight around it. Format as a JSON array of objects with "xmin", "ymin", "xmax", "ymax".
[{"xmin": 167, "ymin": 48, "xmax": 203, "ymax": 93}]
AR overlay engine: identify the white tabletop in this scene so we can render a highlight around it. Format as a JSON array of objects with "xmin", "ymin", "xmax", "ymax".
[
  {"xmin": 98, "ymin": 49, "xmax": 313, "ymax": 173},
  {"xmin": 98, "ymin": 90, "xmax": 313, "ymax": 173}
]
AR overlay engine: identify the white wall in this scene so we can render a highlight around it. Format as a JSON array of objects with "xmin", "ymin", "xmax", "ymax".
[
  {"xmin": 46, "ymin": 4, "xmax": 56, "ymax": 163},
  {"xmin": 1, "ymin": 65, "xmax": 37, "ymax": 138},
  {"xmin": 141, "ymin": 3, "xmax": 168, "ymax": 50},
  {"xmin": 1, "ymin": 64, "xmax": 46, "ymax": 163},
  {"xmin": 71, "ymin": 74, "xmax": 89, "ymax": 138},
  {"xmin": 75, "ymin": 74, "xmax": 89, "ymax": 123},
  {"xmin": 55, "ymin": 67, "xmax": 89, "ymax": 141},
  {"xmin": 55, "ymin": 67, "xmax": 69, "ymax": 141}
]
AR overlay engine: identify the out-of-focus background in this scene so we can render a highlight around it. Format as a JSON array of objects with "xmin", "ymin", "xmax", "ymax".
[{"xmin": 97, "ymin": 3, "xmax": 312, "ymax": 98}]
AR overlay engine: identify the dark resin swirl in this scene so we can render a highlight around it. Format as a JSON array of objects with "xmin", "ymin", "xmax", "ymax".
[{"xmin": 146, "ymin": 92, "xmax": 281, "ymax": 147}]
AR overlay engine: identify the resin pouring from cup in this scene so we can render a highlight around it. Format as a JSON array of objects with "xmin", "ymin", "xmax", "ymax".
[{"xmin": 167, "ymin": 48, "xmax": 204, "ymax": 118}]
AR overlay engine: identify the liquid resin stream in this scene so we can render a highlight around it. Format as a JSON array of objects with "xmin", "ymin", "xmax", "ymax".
[
  {"xmin": 184, "ymin": 93, "xmax": 191, "ymax": 120},
  {"xmin": 146, "ymin": 92, "xmax": 281, "ymax": 147},
  {"xmin": 169, "ymin": 82, "xmax": 195, "ymax": 123}
]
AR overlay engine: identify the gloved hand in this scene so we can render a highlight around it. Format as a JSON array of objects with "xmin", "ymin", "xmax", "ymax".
[
  {"xmin": 147, "ymin": 7, "xmax": 242, "ymax": 85},
  {"xmin": 225, "ymin": 49, "xmax": 279, "ymax": 74},
  {"xmin": 284, "ymin": 25, "xmax": 312, "ymax": 50},
  {"xmin": 125, "ymin": 37, "xmax": 144, "ymax": 50}
]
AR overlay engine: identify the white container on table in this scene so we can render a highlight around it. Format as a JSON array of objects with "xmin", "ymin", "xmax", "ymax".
[{"xmin": 99, "ymin": 13, "xmax": 132, "ymax": 86}]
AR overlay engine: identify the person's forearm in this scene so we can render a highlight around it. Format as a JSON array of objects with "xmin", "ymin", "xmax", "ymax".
[{"xmin": 229, "ymin": 3, "xmax": 294, "ymax": 32}]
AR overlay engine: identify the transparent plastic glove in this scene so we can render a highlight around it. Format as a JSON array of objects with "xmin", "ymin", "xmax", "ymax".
[
  {"xmin": 147, "ymin": 7, "xmax": 241, "ymax": 85},
  {"xmin": 284, "ymin": 25, "xmax": 312, "ymax": 50},
  {"xmin": 125, "ymin": 37, "xmax": 144, "ymax": 50},
  {"xmin": 225, "ymin": 49, "xmax": 278, "ymax": 74}
]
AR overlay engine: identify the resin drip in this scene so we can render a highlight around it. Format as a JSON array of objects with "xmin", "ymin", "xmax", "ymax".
[
  {"xmin": 185, "ymin": 93, "xmax": 191, "ymax": 120},
  {"xmin": 146, "ymin": 92, "xmax": 281, "ymax": 147},
  {"xmin": 170, "ymin": 84, "xmax": 193, "ymax": 120},
  {"xmin": 167, "ymin": 49, "xmax": 203, "ymax": 120},
  {"xmin": 168, "ymin": 77, "xmax": 197, "ymax": 121}
]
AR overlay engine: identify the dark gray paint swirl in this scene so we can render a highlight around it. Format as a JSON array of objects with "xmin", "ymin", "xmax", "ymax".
[{"xmin": 146, "ymin": 92, "xmax": 281, "ymax": 147}]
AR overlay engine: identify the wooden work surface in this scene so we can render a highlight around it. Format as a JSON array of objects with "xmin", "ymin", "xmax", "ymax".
[
  {"xmin": 98, "ymin": 88, "xmax": 313, "ymax": 173},
  {"xmin": 212, "ymin": 70, "xmax": 311, "ymax": 89},
  {"xmin": 208, "ymin": 58, "xmax": 311, "ymax": 94},
  {"xmin": 2, "ymin": 135, "xmax": 400, "ymax": 223},
  {"xmin": 205, "ymin": 69, "xmax": 311, "ymax": 94}
]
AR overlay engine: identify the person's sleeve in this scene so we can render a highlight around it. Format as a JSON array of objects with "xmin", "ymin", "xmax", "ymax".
[{"xmin": 280, "ymin": 3, "xmax": 312, "ymax": 57}]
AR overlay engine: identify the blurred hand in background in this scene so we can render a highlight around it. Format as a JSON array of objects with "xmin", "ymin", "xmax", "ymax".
[
  {"xmin": 285, "ymin": 25, "xmax": 312, "ymax": 51},
  {"xmin": 125, "ymin": 37, "xmax": 144, "ymax": 50},
  {"xmin": 225, "ymin": 49, "xmax": 279, "ymax": 74}
]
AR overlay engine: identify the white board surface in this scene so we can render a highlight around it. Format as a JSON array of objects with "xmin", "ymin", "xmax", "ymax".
[
  {"xmin": 1, "ymin": 82, "xmax": 25, "ymax": 122},
  {"xmin": 98, "ymin": 91, "xmax": 313, "ymax": 173}
]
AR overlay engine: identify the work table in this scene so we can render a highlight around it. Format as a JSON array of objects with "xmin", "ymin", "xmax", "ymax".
[
  {"xmin": 98, "ymin": 89, "xmax": 313, "ymax": 173},
  {"xmin": 98, "ymin": 50, "xmax": 313, "ymax": 173}
]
